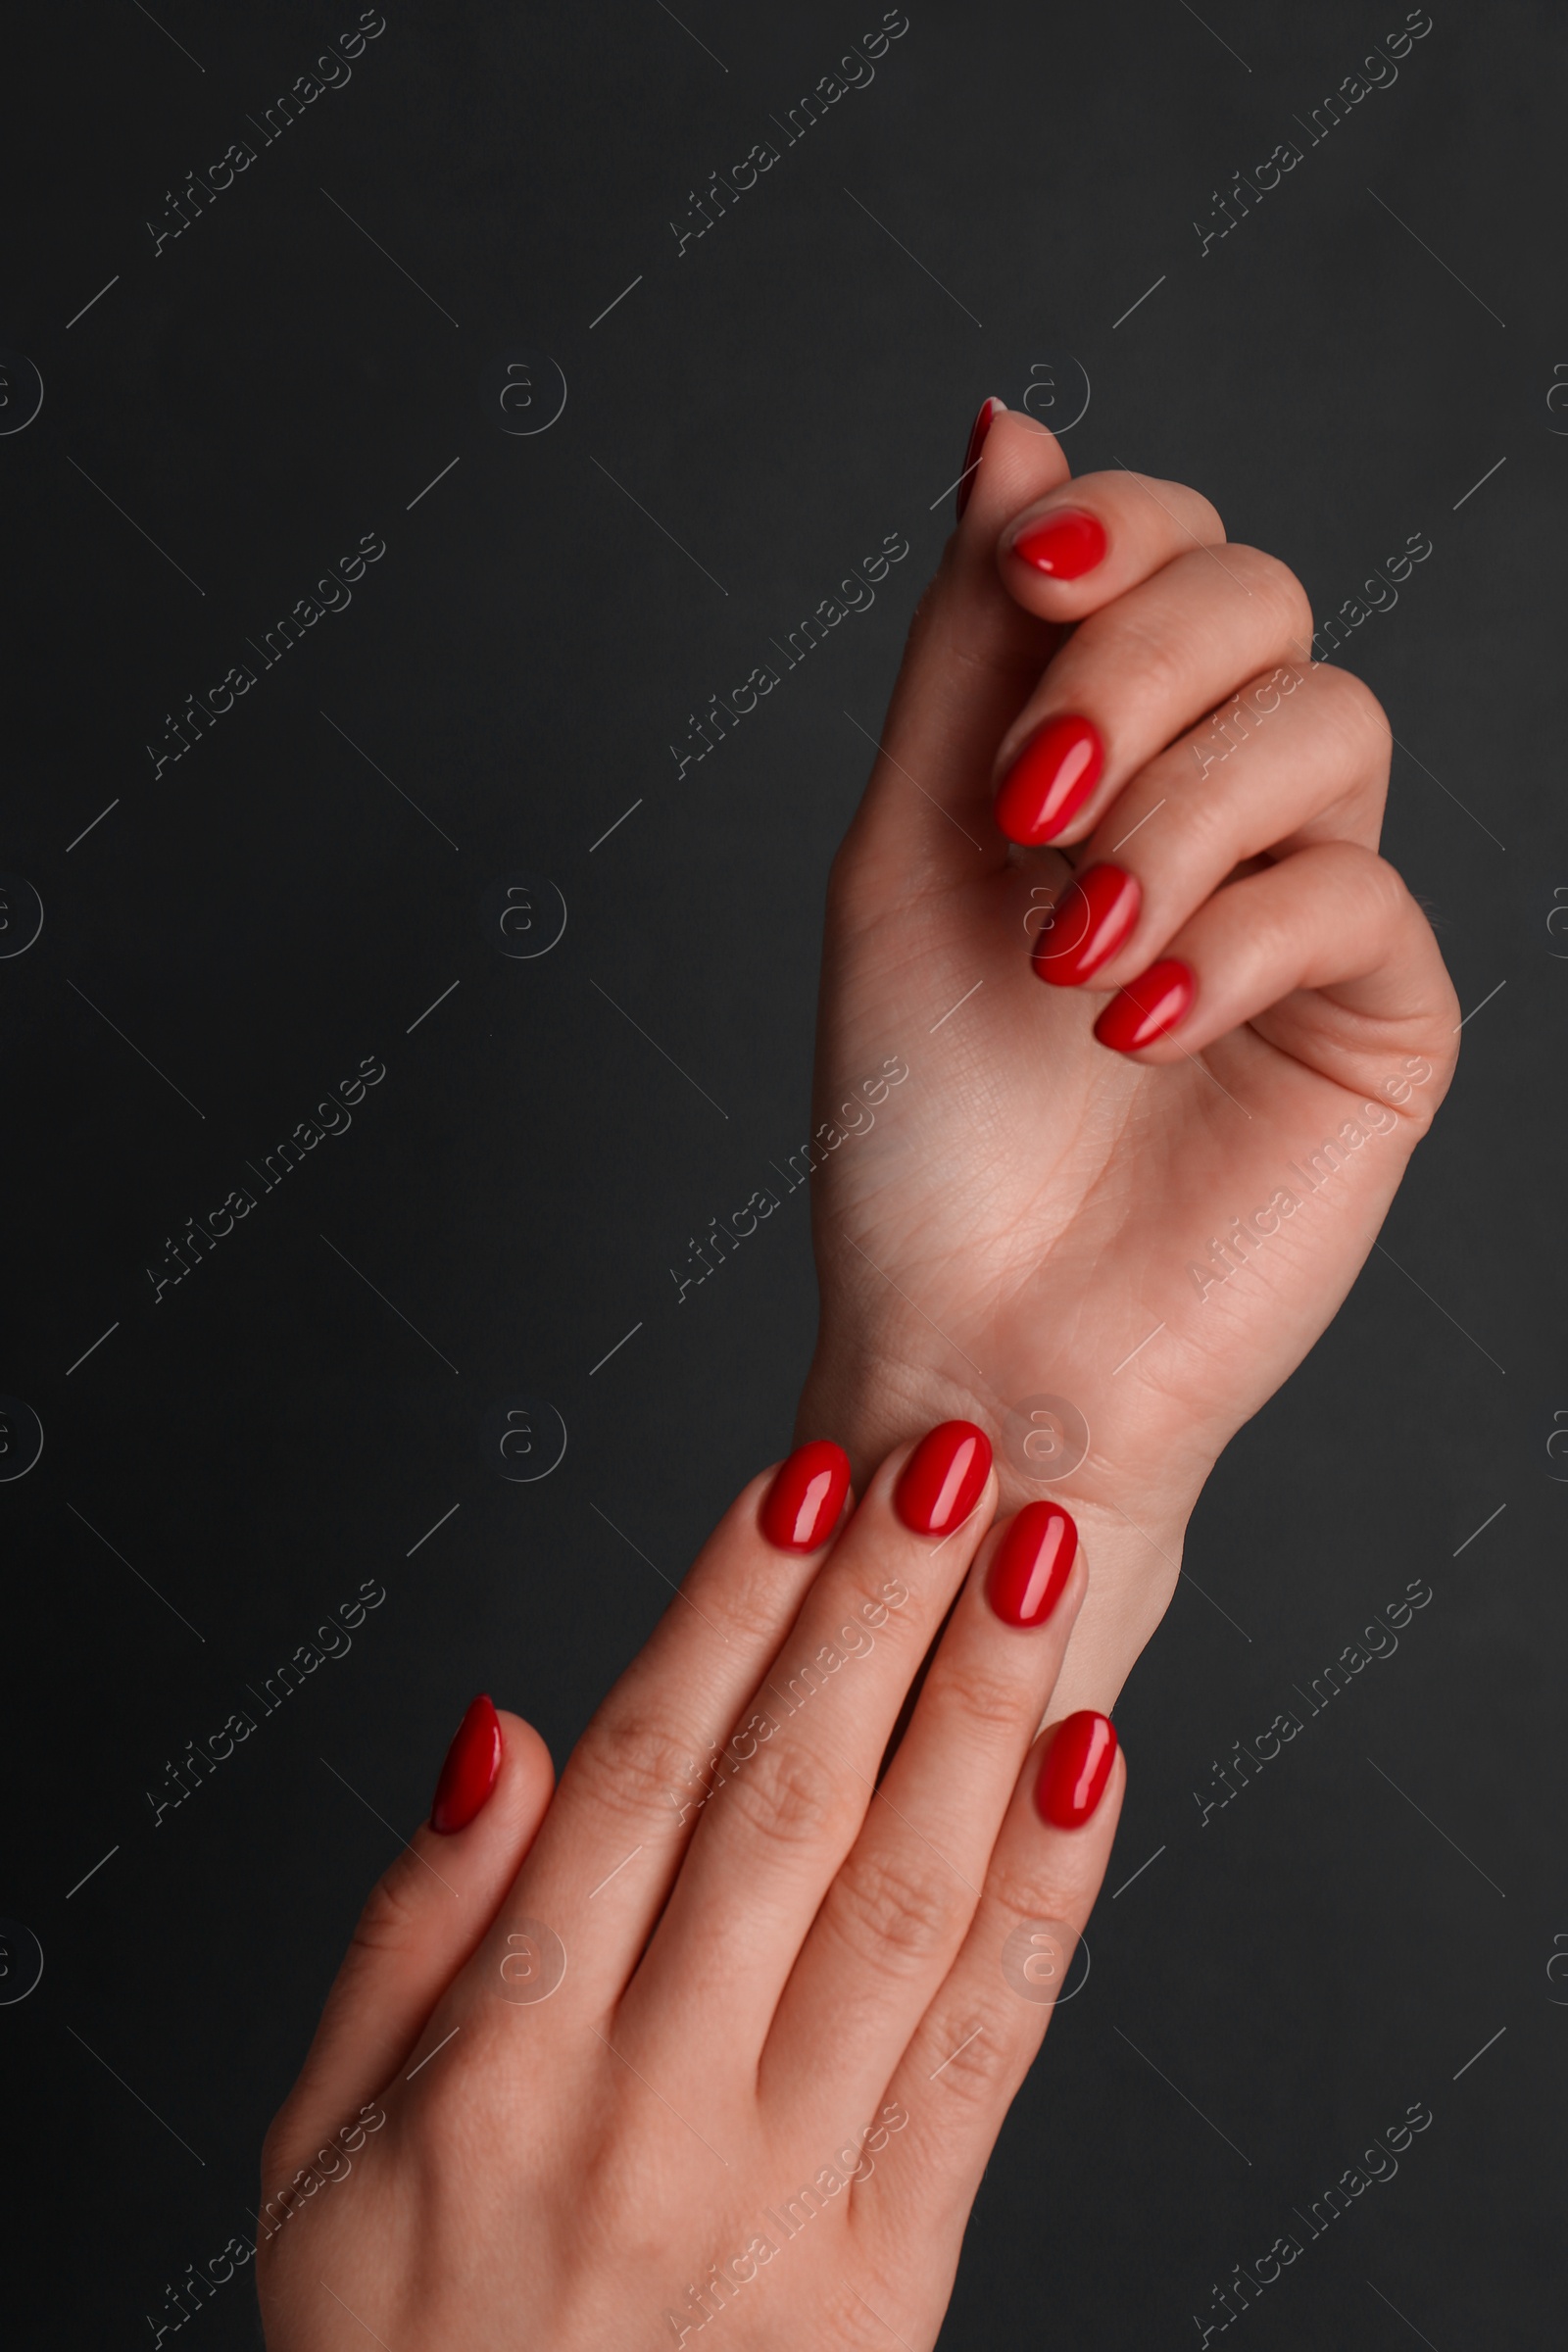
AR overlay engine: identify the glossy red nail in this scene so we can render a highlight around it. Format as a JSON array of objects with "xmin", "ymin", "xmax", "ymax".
[
  {"xmin": 430, "ymin": 1693, "xmax": 502, "ymax": 1834},
  {"xmin": 1031, "ymin": 863, "xmax": 1141, "ymax": 987},
  {"xmin": 1035, "ymin": 1710, "xmax": 1118, "ymax": 1828},
  {"xmin": 760, "ymin": 1439, "xmax": 852, "ymax": 1553},
  {"xmin": 995, "ymin": 715, "xmax": 1104, "ymax": 846},
  {"xmin": 1093, "ymin": 957, "xmax": 1196, "ymax": 1053},
  {"xmin": 894, "ymin": 1420, "xmax": 993, "ymax": 1537},
  {"xmin": 986, "ymin": 1501, "xmax": 1078, "ymax": 1628},
  {"xmin": 1011, "ymin": 507, "xmax": 1107, "ymax": 579},
  {"xmin": 956, "ymin": 396, "xmax": 1004, "ymax": 519}
]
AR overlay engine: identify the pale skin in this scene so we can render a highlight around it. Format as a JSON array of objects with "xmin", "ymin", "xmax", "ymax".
[
  {"xmin": 799, "ymin": 405, "xmax": 1457, "ymax": 1712},
  {"xmin": 258, "ymin": 413, "xmax": 1454, "ymax": 2343}
]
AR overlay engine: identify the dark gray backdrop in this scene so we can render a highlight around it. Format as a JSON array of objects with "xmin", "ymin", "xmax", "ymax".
[{"xmin": 2, "ymin": 2, "xmax": 1561, "ymax": 2343}]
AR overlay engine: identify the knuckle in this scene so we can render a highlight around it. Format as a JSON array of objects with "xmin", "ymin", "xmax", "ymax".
[
  {"xmin": 1309, "ymin": 662, "xmax": 1392, "ymax": 761},
  {"xmin": 348, "ymin": 1852, "xmax": 427, "ymax": 1959},
  {"xmin": 922, "ymin": 1999, "xmax": 1020, "ymax": 2110},
  {"xmin": 718, "ymin": 1733, "xmax": 847, "ymax": 1853},
  {"xmin": 986, "ymin": 1848, "xmax": 1091, "ymax": 1931},
  {"xmin": 930, "ymin": 1651, "xmax": 1031, "ymax": 1740},
  {"xmin": 829, "ymin": 1839, "xmax": 971, "ymax": 1973},
  {"xmin": 565, "ymin": 1699, "xmax": 710, "ymax": 1832},
  {"xmin": 1232, "ymin": 545, "xmax": 1314, "ymax": 644}
]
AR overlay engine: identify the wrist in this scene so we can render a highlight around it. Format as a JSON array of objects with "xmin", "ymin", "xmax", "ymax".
[{"xmin": 796, "ymin": 1339, "xmax": 1205, "ymax": 1715}]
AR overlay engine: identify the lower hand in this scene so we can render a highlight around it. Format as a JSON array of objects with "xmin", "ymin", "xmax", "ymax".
[{"xmin": 258, "ymin": 1426, "xmax": 1121, "ymax": 2348}]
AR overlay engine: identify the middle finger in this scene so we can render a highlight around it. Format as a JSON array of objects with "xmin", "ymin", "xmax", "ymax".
[{"xmin": 991, "ymin": 542, "xmax": 1315, "ymax": 849}]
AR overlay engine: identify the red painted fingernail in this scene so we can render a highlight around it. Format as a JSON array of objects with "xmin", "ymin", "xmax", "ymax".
[
  {"xmin": 430, "ymin": 1694, "xmax": 502, "ymax": 1834},
  {"xmin": 1031, "ymin": 863, "xmax": 1141, "ymax": 987},
  {"xmin": 1035, "ymin": 1710, "xmax": 1118, "ymax": 1827},
  {"xmin": 1093, "ymin": 957, "xmax": 1196, "ymax": 1053},
  {"xmin": 956, "ymin": 397, "xmax": 1004, "ymax": 520},
  {"xmin": 1011, "ymin": 507, "xmax": 1107, "ymax": 579},
  {"xmin": 894, "ymin": 1419, "xmax": 993, "ymax": 1537},
  {"xmin": 995, "ymin": 715, "xmax": 1104, "ymax": 845},
  {"xmin": 760, "ymin": 1440, "xmax": 852, "ymax": 1553},
  {"xmin": 986, "ymin": 1501, "xmax": 1078, "ymax": 1628}
]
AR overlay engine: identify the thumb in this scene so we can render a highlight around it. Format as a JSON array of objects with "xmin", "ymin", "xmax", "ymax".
[
  {"xmin": 261, "ymin": 1699, "xmax": 553, "ymax": 2202},
  {"xmin": 843, "ymin": 403, "xmax": 1070, "ymax": 895}
]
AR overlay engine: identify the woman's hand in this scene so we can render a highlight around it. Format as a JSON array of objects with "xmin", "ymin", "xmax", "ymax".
[
  {"xmin": 257, "ymin": 1427, "xmax": 1122, "ymax": 2349},
  {"xmin": 798, "ymin": 403, "xmax": 1458, "ymax": 1713}
]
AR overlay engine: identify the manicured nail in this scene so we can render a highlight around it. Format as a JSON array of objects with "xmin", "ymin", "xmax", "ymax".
[
  {"xmin": 1035, "ymin": 1710, "xmax": 1118, "ymax": 1828},
  {"xmin": 986, "ymin": 1501, "xmax": 1078, "ymax": 1628},
  {"xmin": 430, "ymin": 1693, "xmax": 502, "ymax": 1834},
  {"xmin": 1011, "ymin": 507, "xmax": 1107, "ymax": 580},
  {"xmin": 760, "ymin": 1439, "xmax": 852, "ymax": 1553},
  {"xmin": 956, "ymin": 397, "xmax": 1004, "ymax": 520},
  {"xmin": 894, "ymin": 1419, "xmax": 994, "ymax": 1537},
  {"xmin": 1093, "ymin": 957, "xmax": 1196, "ymax": 1053},
  {"xmin": 1031, "ymin": 863, "xmax": 1141, "ymax": 987},
  {"xmin": 995, "ymin": 714, "xmax": 1104, "ymax": 845}
]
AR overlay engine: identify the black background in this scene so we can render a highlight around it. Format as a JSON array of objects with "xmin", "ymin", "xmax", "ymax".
[{"xmin": 2, "ymin": 3, "xmax": 1562, "ymax": 2344}]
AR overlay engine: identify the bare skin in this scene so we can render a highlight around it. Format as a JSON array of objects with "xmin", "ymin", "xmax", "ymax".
[
  {"xmin": 258, "ymin": 1441, "xmax": 1121, "ymax": 2349},
  {"xmin": 798, "ymin": 407, "xmax": 1456, "ymax": 1712}
]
